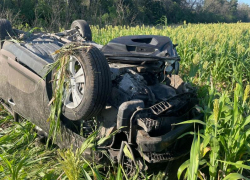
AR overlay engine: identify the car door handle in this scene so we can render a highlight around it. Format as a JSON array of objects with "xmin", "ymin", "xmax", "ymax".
[{"xmin": 8, "ymin": 98, "xmax": 15, "ymax": 106}]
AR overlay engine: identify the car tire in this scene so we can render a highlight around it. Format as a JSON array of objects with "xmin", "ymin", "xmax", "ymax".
[
  {"xmin": 71, "ymin": 20, "xmax": 92, "ymax": 41},
  {"xmin": 0, "ymin": 19, "xmax": 13, "ymax": 48},
  {"xmin": 61, "ymin": 46, "xmax": 111, "ymax": 121}
]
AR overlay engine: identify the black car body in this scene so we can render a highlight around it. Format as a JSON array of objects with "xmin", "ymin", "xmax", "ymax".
[{"xmin": 0, "ymin": 19, "xmax": 201, "ymax": 169}]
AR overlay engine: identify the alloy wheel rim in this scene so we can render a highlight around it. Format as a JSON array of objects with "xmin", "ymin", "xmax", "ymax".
[{"xmin": 64, "ymin": 56, "xmax": 85, "ymax": 109}]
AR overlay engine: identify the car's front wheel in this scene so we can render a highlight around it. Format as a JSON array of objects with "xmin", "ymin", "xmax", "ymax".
[{"xmin": 61, "ymin": 46, "xmax": 111, "ymax": 121}]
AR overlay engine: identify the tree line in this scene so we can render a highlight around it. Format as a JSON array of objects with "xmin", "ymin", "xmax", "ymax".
[{"xmin": 0, "ymin": 0, "xmax": 250, "ymax": 31}]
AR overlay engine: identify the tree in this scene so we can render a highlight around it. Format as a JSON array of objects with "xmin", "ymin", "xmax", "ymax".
[
  {"xmin": 237, "ymin": 3, "xmax": 250, "ymax": 22},
  {"xmin": 0, "ymin": 0, "xmax": 249, "ymax": 30}
]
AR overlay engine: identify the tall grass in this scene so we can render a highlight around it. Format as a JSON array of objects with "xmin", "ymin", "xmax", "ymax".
[
  {"xmin": 0, "ymin": 110, "xmax": 59, "ymax": 179},
  {"xmin": 177, "ymin": 82, "xmax": 250, "ymax": 179}
]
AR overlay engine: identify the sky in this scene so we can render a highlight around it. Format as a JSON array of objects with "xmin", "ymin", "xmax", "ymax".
[{"xmin": 238, "ymin": 0, "xmax": 250, "ymax": 5}]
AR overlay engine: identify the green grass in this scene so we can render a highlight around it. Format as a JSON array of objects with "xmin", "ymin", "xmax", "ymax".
[
  {"xmin": 0, "ymin": 114, "xmax": 59, "ymax": 180},
  {"xmin": 1, "ymin": 22, "xmax": 250, "ymax": 179}
]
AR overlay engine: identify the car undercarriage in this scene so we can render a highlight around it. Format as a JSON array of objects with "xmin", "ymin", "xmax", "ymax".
[{"xmin": 0, "ymin": 19, "xmax": 202, "ymax": 173}]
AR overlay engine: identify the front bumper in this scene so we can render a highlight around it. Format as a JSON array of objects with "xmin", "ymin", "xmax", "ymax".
[
  {"xmin": 135, "ymin": 113, "xmax": 203, "ymax": 163},
  {"xmin": 136, "ymin": 113, "xmax": 203, "ymax": 152}
]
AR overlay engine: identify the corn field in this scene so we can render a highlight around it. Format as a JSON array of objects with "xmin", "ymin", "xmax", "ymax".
[{"xmin": 1, "ymin": 23, "xmax": 250, "ymax": 180}]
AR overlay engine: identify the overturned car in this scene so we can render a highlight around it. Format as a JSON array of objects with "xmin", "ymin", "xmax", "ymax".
[{"xmin": 0, "ymin": 19, "xmax": 202, "ymax": 171}]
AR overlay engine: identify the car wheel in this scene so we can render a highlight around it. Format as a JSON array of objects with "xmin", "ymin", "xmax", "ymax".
[
  {"xmin": 0, "ymin": 19, "xmax": 13, "ymax": 48},
  {"xmin": 71, "ymin": 20, "xmax": 92, "ymax": 41},
  {"xmin": 61, "ymin": 46, "xmax": 111, "ymax": 121}
]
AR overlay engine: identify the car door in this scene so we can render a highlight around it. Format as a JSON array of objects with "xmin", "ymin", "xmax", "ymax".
[
  {"xmin": 0, "ymin": 49, "xmax": 10, "ymax": 102},
  {"xmin": 7, "ymin": 52, "xmax": 48, "ymax": 122}
]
